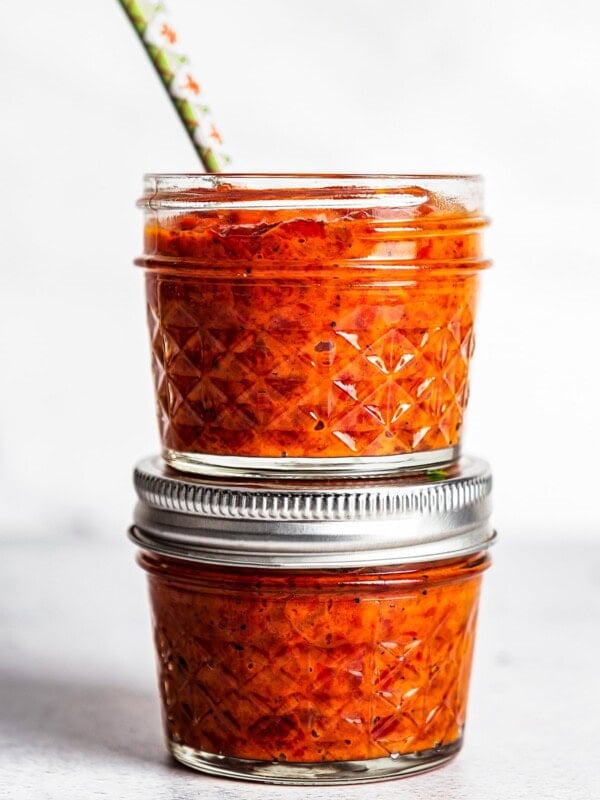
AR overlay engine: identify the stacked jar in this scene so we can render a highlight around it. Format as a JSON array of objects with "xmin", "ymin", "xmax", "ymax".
[{"xmin": 130, "ymin": 174, "xmax": 495, "ymax": 785}]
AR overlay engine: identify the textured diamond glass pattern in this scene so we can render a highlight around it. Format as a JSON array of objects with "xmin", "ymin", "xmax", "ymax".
[
  {"xmin": 144, "ymin": 554, "xmax": 486, "ymax": 763},
  {"xmin": 146, "ymin": 273, "xmax": 480, "ymax": 460}
]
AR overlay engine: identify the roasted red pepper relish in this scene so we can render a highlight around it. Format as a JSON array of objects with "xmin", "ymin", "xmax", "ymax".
[
  {"xmin": 137, "ymin": 175, "xmax": 489, "ymax": 470},
  {"xmin": 139, "ymin": 550, "xmax": 489, "ymax": 764}
]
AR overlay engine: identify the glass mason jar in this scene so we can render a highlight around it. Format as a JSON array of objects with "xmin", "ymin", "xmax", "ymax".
[
  {"xmin": 136, "ymin": 175, "xmax": 490, "ymax": 478},
  {"xmin": 130, "ymin": 455, "xmax": 495, "ymax": 785}
]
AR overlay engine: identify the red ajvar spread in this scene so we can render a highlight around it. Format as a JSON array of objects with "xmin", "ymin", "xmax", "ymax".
[
  {"xmin": 140, "ymin": 189, "xmax": 487, "ymax": 459},
  {"xmin": 141, "ymin": 551, "xmax": 488, "ymax": 762}
]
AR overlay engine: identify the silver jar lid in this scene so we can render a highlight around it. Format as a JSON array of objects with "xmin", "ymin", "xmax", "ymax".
[{"xmin": 130, "ymin": 455, "xmax": 495, "ymax": 569}]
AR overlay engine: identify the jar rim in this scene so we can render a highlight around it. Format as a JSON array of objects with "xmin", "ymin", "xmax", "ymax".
[
  {"xmin": 139, "ymin": 173, "xmax": 484, "ymax": 213},
  {"xmin": 143, "ymin": 172, "xmax": 483, "ymax": 180}
]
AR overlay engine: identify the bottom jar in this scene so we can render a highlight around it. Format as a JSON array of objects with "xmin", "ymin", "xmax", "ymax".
[
  {"xmin": 140, "ymin": 552, "xmax": 489, "ymax": 784},
  {"xmin": 130, "ymin": 455, "xmax": 495, "ymax": 784}
]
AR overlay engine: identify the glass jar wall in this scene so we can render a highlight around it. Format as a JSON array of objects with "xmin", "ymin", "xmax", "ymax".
[{"xmin": 136, "ymin": 175, "xmax": 489, "ymax": 477}]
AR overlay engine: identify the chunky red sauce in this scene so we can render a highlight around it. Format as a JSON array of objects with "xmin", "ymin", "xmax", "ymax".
[
  {"xmin": 141, "ymin": 551, "xmax": 489, "ymax": 763},
  {"xmin": 139, "ymin": 188, "xmax": 488, "ymax": 462}
]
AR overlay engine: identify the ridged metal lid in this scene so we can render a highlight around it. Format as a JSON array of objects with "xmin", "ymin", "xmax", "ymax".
[{"xmin": 130, "ymin": 455, "xmax": 494, "ymax": 568}]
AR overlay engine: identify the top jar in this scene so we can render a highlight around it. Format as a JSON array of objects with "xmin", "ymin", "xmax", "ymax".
[{"xmin": 136, "ymin": 175, "xmax": 489, "ymax": 478}]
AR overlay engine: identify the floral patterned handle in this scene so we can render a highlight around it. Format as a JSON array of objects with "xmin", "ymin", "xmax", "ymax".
[{"xmin": 118, "ymin": 0, "xmax": 231, "ymax": 172}]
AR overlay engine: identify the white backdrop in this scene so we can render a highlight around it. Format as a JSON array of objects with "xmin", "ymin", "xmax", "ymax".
[{"xmin": 0, "ymin": 0, "xmax": 599, "ymax": 540}]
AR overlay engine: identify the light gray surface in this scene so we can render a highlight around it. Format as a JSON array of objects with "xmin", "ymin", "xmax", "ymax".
[{"xmin": 0, "ymin": 537, "xmax": 599, "ymax": 799}]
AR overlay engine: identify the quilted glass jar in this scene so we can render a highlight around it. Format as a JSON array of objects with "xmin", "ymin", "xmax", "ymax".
[
  {"xmin": 130, "ymin": 455, "xmax": 495, "ymax": 784},
  {"xmin": 136, "ymin": 175, "xmax": 489, "ymax": 477}
]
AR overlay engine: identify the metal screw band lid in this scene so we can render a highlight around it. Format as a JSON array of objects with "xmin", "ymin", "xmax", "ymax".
[{"xmin": 131, "ymin": 455, "xmax": 495, "ymax": 568}]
